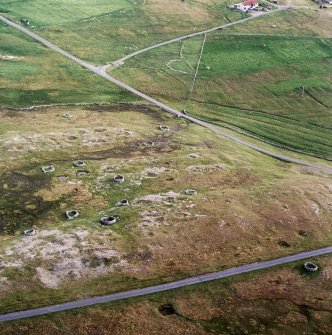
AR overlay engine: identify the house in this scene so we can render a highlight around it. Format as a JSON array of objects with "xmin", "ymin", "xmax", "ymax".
[{"xmin": 233, "ymin": 0, "xmax": 259, "ymax": 12}]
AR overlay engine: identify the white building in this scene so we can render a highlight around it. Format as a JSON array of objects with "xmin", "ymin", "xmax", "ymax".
[{"xmin": 233, "ymin": 0, "xmax": 259, "ymax": 12}]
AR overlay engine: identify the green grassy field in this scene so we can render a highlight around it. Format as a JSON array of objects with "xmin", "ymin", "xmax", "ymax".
[
  {"xmin": 109, "ymin": 36, "xmax": 204, "ymax": 106},
  {"xmin": 0, "ymin": 0, "xmax": 133, "ymax": 26},
  {"xmin": 0, "ymin": 0, "xmax": 245, "ymax": 64},
  {"xmin": 220, "ymin": 8, "xmax": 332, "ymax": 38},
  {"xmin": 188, "ymin": 34, "xmax": 332, "ymax": 158},
  {"xmin": 0, "ymin": 23, "xmax": 137, "ymax": 106},
  {"xmin": 111, "ymin": 31, "xmax": 332, "ymax": 158}
]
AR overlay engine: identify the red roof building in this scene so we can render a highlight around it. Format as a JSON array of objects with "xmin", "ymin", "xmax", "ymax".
[
  {"xmin": 233, "ymin": 0, "xmax": 259, "ymax": 11},
  {"xmin": 242, "ymin": 0, "xmax": 258, "ymax": 6}
]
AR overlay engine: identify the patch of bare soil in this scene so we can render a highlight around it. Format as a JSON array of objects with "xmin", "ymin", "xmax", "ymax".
[
  {"xmin": 143, "ymin": 166, "xmax": 172, "ymax": 178},
  {"xmin": 82, "ymin": 134, "xmax": 179, "ymax": 161},
  {"xmin": 134, "ymin": 191, "xmax": 181, "ymax": 229},
  {"xmin": 186, "ymin": 163, "xmax": 225, "ymax": 173},
  {"xmin": 95, "ymin": 162, "xmax": 172, "ymax": 189},
  {"xmin": 0, "ymin": 228, "xmax": 127, "ymax": 288},
  {"xmin": 0, "ymin": 55, "xmax": 23, "ymax": 61},
  {"xmin": 1, "ymin": 127, "xmax": 135, "ymax": 158}
]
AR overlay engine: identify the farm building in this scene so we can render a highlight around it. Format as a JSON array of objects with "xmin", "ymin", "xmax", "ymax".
[{"xmin": 233, "ymin": 0, "xmax": 259, "ymax": 12}]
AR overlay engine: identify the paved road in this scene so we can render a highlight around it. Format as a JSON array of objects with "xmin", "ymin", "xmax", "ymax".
[
  {"xmin": 102, "ymin": 8, "xmax": 285, "ymax": 69},
  {"xmin": 1, "ymin": 13, "xmax": 332, "ymax": 175},
  {"xmin": 0, "ymin": 246, "xmax": 331, "ymax": 322}
]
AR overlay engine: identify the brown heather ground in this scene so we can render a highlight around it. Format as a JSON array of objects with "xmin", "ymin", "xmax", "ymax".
[
  {"xmin": 1, "ymin": 255, "xmax": 332, "ymax": 335},
  {"xmin": 0, "ymin": 105, "xmax": 330, "ymax": 316}
]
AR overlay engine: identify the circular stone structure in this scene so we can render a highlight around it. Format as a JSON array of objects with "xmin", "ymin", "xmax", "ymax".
[
  {"xmin": 185, "ymin": 189, "xmax": 197, "ymax": 196},
  {"xmin": 73, "ymin": 160, "xmax": 86, "ymax": 167},
  {"xmin": 100, "ymin": 216, "xmax": 117, "ymax": 225},
  {"xmin": 159, "ymin": 125, "xmax": 170, "ymax": 132},
  {"xmin": 303, "ymin": 262, "xmax": 319, "ymax": 272},
  {"xmin": 41, "ymin": 165, "xmax": 55, "ymax": 173},
  {"xmin": 23, "ymin": 228, "xmax": 36, "ymax": 237},
  {"xmin": 62, "ymin": 113, "xmax": 72, "ymax": 119},
  {"xmin": 113, "ymin": 175, "xmax": 125, "ymax": 183},
  {"xmin": 66, "ymin": 210, "xmax": 80, "ymax": 219},
  {"xmin": 117, "ymin": 199, "xmax": 130, "ymax": 207}
]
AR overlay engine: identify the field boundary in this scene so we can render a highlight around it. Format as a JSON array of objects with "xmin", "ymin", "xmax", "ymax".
[
  {"xmin": 184, "ymin": 33, "xmax": 206, "ymax": 112},
  {"xmin": 0, "ymin": 102, "xmax": 154, "ymax": 111}
]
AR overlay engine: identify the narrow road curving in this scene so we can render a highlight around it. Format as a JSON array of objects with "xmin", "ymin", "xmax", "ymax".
[
  {"xmin": 1, "ymin": 13, "xmax": 331, "ymax": 174},
  {"xmin": 102, "ymin": 8, "xmax": 285, "ymax": 69},
  {"xmin": 0, "ymin": 246, "xmax": 331, "ymax": 322}
]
